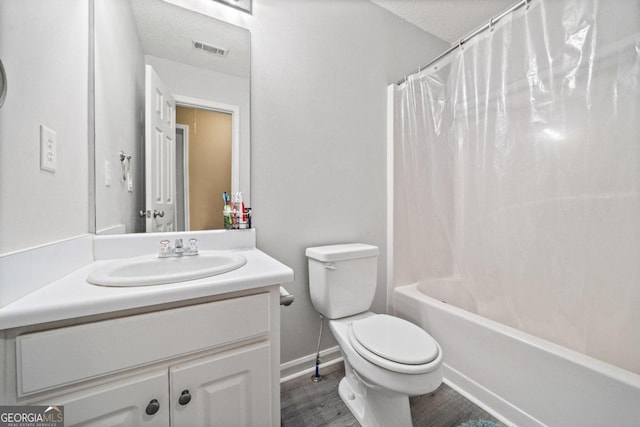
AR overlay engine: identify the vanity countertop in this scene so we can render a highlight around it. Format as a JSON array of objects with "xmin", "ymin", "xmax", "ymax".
[{"xmin": 0, "ymin": 247, "xmax": 293, "ymax": 330}]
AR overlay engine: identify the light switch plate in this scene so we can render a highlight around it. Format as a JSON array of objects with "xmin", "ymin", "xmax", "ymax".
[
  {"xmin": 40, "ymin": 125, "xmax": 57, "ymax": 173},
  {"xmin": 105, "ymin": 160, "xmax": 112, "ymax": 187}
]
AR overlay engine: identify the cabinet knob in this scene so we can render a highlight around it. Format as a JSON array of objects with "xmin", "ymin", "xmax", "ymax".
[
  {"xmin": 178, "ymin": 389, "xmax": 191, "ymax": 406},
  {"xmin": 145, "ymin": 399, "xmax": 160, "ymax": 415}
]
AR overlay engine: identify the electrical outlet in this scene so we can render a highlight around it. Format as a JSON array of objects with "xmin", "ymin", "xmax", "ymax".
[{"xmin": 40, "ymin": 125, "xmax": 57, "ymax": 173}]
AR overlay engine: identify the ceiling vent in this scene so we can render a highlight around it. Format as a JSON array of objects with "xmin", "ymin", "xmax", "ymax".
[{"xmin": 192, "ymin": 40, "xmax": 228, "ymax": 57}]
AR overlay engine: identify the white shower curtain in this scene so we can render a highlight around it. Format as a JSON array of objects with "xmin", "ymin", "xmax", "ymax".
[{"xmin": 395, "ymin": 0, "xmax": 640, "ymax": 374}]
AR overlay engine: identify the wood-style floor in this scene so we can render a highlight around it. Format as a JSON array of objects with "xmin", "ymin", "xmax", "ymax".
[{"xmin": 281, "ymin": 362, "xmax": 503, "ymax": 427}]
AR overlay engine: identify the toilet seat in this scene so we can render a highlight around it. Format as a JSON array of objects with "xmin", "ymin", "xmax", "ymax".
[{"xmin": 348, "ymin": 314, "xmax": 440, "ymax": 375}]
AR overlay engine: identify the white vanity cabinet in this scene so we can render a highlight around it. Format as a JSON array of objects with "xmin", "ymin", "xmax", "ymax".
[
  {"xmin": 39, "ymin": 369, "xmax": 170, "ymax": 426},
  {"xmin": 5, "ymin": 288, "xmax": 280, "ymax": 427},
  {"xmin": 40, "ymin": 343, "xmax": 271, "ymax": 427},
  {"xmin": 170, "ymin": 342, "xmax": 271, "ymax": 426}
]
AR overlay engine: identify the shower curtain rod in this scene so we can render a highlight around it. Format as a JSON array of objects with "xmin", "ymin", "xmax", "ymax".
[{"xmin": 396, "ymin": 0, "xmax": 531, "ymax": 85}]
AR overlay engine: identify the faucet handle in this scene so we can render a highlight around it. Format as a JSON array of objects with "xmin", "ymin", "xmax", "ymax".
[
  {"xmin": 159, "ymin": 240, "xmax": 171, "ymax": 257},
  {"xmin": 186, "ymin": 238, "xmax": 199, "ymax": 255}
]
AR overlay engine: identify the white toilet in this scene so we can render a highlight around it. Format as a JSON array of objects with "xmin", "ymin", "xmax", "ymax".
[{"xmin": 306, "ymin": 243, "xmax": 443, "ymax": 427}]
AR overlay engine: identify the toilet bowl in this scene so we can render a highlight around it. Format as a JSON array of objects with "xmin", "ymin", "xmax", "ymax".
[{"xmin": 306, "ymin": 244, "xmax": 443, "ymax": 427}]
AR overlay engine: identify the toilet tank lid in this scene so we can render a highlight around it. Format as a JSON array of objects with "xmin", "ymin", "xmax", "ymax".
[{"xmin": 306, "ymin": 243, "xmax": 379, "ymax": 262}]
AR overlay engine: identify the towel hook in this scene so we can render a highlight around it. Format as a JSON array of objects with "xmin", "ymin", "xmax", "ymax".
[
  {"xmin": 119, "ymin": 151, "xmax": 132, "ymax": 163},
  {"xmin": 120, "ymin": 151, "xmax": 132, "ymax": 181}
]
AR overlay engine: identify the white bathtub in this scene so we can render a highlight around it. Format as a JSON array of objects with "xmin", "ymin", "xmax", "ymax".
[{"xmin": 393, "ymin": 283, "xmax": 640, "ymax": 427}]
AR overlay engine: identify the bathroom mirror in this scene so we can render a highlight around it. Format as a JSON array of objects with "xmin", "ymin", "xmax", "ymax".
[{"xmin": 94, "ymin": 0, "xmax": 250, "ymax": 235}]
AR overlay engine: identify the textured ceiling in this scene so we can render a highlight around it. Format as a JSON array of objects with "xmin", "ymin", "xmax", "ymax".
[
  {"xmin": 370, "ymin": 0, "xmax": 516, "ymax": 44},
  {"xmin": 132, "ymin": 0, "xmax": 516, "ymax": 77},
  {"xmin": 131, "ymin": 0, "xmax": 250, "ymax": 78}
]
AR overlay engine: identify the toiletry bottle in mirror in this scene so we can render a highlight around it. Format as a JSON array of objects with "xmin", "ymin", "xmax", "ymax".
[
  {"xmin": 223, "ymin": 192, "xmax": 233, "ymax": 229},
  {"xmin": 233, "ymin": 192, "xmax": 248, "ymax": 229}
]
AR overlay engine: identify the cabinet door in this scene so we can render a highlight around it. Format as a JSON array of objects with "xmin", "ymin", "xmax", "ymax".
[
  {"xmin": 170, "ymin": 342, "xmax": 272, "ymax": 427},
  {"xmin": 39, "ymin": 370, "xmax": 169, "ymax": 427}
]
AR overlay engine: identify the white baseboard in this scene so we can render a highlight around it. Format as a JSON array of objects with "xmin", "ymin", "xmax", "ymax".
[
  {"xmin": 280, "ymin": 346, "xmax": 342, "ymax": 383},
  {"xmin": 443, "ymin": 364, "xmax": 540, "ymax": 427}
]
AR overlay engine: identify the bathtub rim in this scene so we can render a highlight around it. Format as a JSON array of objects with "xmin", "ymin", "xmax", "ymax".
[{"xmin": 393, "ymin": 283, "xmax": 640, "ymax": 390}]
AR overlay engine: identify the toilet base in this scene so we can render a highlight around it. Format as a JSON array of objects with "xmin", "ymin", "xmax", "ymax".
[{"xmin": 338, "ymin": 370, "xmax": 412, "ymax": 427}]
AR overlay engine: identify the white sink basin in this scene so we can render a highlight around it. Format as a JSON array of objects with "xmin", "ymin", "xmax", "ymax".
[{"xmin": 87, "ymin": 251, "xmax": 247, "ymax": 287}]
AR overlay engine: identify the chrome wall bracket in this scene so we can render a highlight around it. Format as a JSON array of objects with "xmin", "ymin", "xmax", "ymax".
[{"xmin": 0, "ymin": 59, "xmax": 7, "ymax": 109}]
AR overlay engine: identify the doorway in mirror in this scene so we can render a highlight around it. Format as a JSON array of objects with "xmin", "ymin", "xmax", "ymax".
[{"xmin": 176, "ymin": 106, "xmax": 232, "ymax": 231}]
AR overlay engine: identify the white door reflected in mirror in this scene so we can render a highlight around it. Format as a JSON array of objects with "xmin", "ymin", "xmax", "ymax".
[{"xmin": 145, "ymin": 65, "xmax": 177, "ymax": 232}]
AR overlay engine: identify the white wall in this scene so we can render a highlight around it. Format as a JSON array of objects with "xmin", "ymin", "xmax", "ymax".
[
  {"xmin": 0, "ymin": 0, "xmax": 89, "ymax": 254},
  {"xmin": 248, "ymin": 0, "xmax": 448, "ymax": 363},
  {"xmin": 94, "ymin": 0, "xmax": 145, "ymax": 235},
  {"xmin": 145, "ymin": 55, "xmax": 251, "ymax": 204}
]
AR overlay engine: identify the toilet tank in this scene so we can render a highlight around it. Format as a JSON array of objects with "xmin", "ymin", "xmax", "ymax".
[{"xmin": 306, "ymin": 243, "xmax": 379, "ymax": 319}]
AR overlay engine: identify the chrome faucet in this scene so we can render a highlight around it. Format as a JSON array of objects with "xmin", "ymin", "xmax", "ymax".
[
  {"xmin": 158, "ymin": 238, "xmax": 199, "ymax": 258},
  {"xmin": 174, "ymin": 238, "xmax": 184, "ymax": 256}
]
